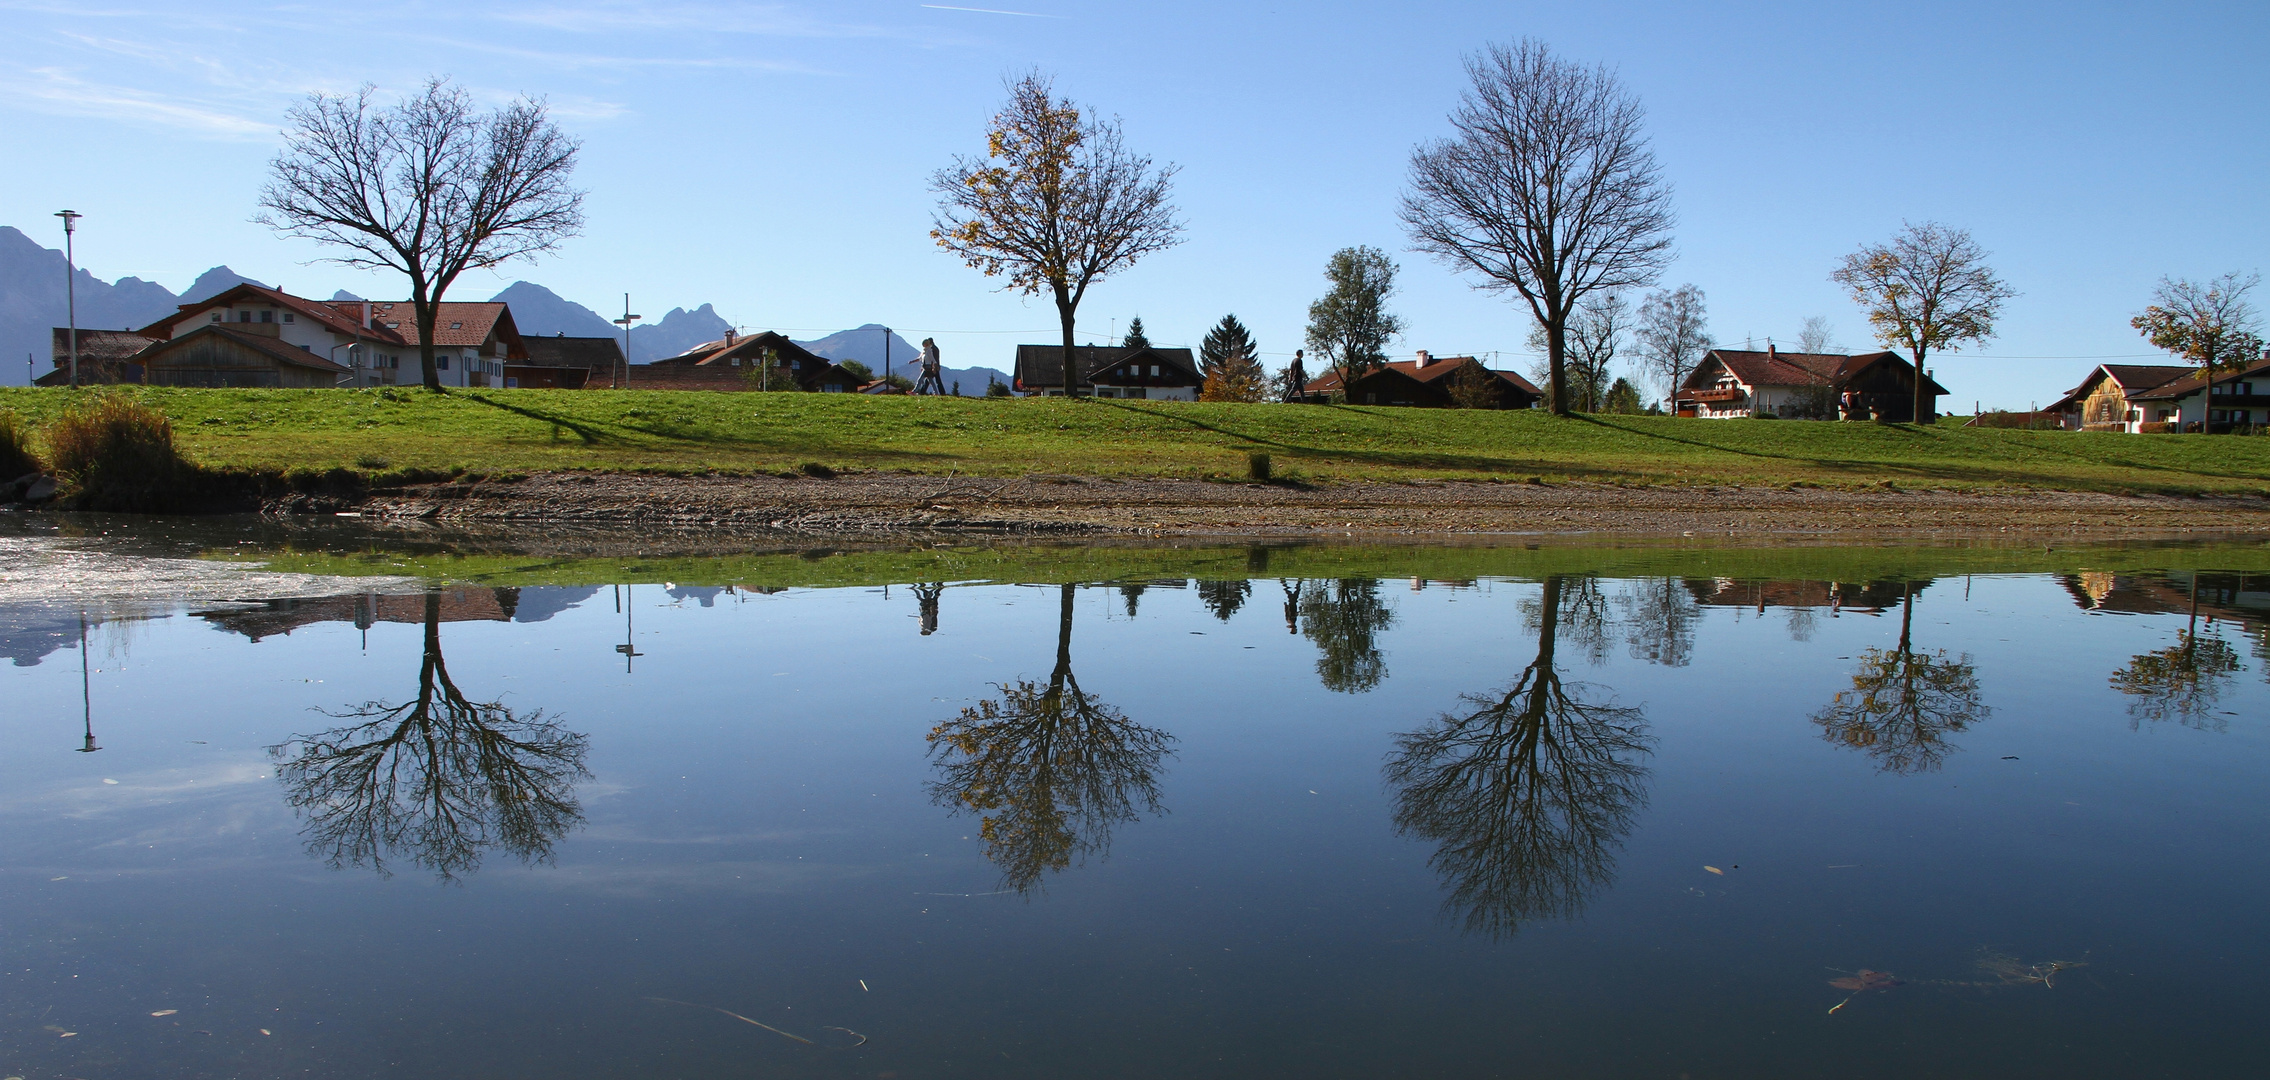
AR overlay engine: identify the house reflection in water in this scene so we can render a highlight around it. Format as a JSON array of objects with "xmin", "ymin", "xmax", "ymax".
[{"xmin": 197, "ymin": 586, "xmax": 602, "ymax": 642}]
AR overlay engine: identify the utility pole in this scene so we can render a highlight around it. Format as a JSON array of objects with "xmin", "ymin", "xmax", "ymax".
[
  {"xmin": 55, "ymin": 211, "xmax": 82, "ymax": 388},
  {"xmin": 883, "ymin": 326, "xmax": 892, "ymax": 383},
  {"xmin": 613, "ymin": 295, "xmax": 641, "ymax": 389}
]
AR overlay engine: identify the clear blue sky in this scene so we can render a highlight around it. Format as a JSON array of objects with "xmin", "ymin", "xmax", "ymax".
[{"xmin": 3, "ymin": 0, "xmax": 2263, "ymax": 407}]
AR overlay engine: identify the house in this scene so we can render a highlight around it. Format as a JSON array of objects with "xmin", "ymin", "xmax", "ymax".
[
  {"xmin": 33, "ymin": 329, "xmax": 159, "ymax": 385},
  {"xmin": 2043, "ymin": 364, "xmax": 2195, "ymax": 432},
  {"xmin": 1676, "ymin": 347, "xmax": 1947, "ymax": 421},
  {"xmin": 644, "ymin": 330, "xmax": 865, "ymax": 392},
  {"xmin": 1301, "ymin": 351, "xmax": 1542, "ymax": 408},
  {"xmin": 359, "ymin": 300, "xmax": 529, "ymax": 388},
  {"xmin": 125, "ymin": 283, "xmax": 410, "ymax": 386},
  {"xmin": 1012, "ymin": 344, "xmax": 1202, "ymax": 399},
  {"xmin": 124, "ymin": 324, "xmax": 354, "ymax": 388},
  {"xmin": 2123, "ymin": 355, "xmax": 2270, "ymax": 433},
  {"xmin": 511, "ymin": 335, "xmax": 621, "ymax": 389}
]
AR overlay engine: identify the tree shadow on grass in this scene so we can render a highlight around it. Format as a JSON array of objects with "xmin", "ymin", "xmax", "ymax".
[
  {"xmin": 1095, "ymin": 401, "xmax": 1654, "ymax": 480},
  {"xmin": 460, "ymin": 393, "xmax": 962, "ymax": 467}
]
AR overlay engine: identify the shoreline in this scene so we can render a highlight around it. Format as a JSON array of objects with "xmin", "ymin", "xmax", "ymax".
[{"xmin": 312, "ymin": 471, "xmax": 2270, "ymax": 539}]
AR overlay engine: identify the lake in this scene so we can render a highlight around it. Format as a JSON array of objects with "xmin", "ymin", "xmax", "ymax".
[{"xmin": 3, "ymin": 521, "xmax": 2267, "ymax": 1078}]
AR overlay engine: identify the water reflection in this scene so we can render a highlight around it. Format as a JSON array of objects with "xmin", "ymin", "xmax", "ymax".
[
  {"xmin": 1811, "ymin": 582, "xmax": 1988, "ymax": 774},
  {"xmin": 928, "ymin": 584, "xmax": 1175, "ymax": 894},
  {"xmin": 269, "ymin": 591, "xmax": 591, "ymax": 881},
  {"xmin": 2109, "ymin": 575, "xmax": 2243, "ymax": 730},
  {"xmin": 1289, "ymin": 579, "xmax": 1396, "ymax": 693},
  {"xmin": 1385, "ymin": 576, "xmax": 1653, "ymax": 937}
]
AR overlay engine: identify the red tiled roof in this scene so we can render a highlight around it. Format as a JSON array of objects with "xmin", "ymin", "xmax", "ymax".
[
  {"xmin": 348, "ymin": 302, "xmax": 518, "ymax": 350},
  {"xmin": 137, "ymin": 283, "xmax": 407, "ymax": 346}
]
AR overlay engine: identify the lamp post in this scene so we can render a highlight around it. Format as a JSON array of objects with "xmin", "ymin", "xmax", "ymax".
[
  {"xmin": 613, "ymin": 295, "xmax": 642, "ymax": 389},
  {"xmin": 74, "ymin": 613, "xmax": 100, "ymax": 753},
  {"xmin": 55, "ymin": 210, "xmax": 82, "ymax": 388}
]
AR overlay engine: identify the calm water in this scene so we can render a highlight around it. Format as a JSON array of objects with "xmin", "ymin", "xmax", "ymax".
[{"xmin": 4, "ymin": 530, "xmax": 2268, "ymax": 1079}]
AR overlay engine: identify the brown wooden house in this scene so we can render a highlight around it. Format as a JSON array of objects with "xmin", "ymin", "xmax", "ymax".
[
  {"xmin": 1301, "ymin": 352, "xmax": 1542, "ymax": 408},
  {"xmin": 642, "ymin": 331, "xmax": 864, "ymax": 392},
  {"xmin": 132, "ymin": 324, "xmax": 352, "ymax": 387}
]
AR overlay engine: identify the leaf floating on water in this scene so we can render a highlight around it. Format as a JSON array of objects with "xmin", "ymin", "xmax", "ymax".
[
  {"xmin": 151, "ymin": 1009, "xmax": 178, "ymax": 1016},
  {"xmin": 1704, "ymin": 866, "xmax": 1724, "ymax": 875},
  {"xmin": 260, "ymin": 1028, "xmax": 272, "ymax": 1035},
  {"xmin": 1825, "ymin": 969, "xmax": 1902, "ymax": 992},
  {"xmin": 102, "ymin": 779, "xmax": 119, "ymax": 785}
]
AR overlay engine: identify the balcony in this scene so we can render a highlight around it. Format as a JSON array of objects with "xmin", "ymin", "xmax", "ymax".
[{"xmin": 1690, "ymin": 387, "xmax": 1747, "ymax": 403}]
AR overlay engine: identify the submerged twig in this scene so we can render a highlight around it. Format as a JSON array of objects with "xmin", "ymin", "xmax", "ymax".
[{"xmin": 646, "ymin": 996, "xmax": 814, "ymax": 1045}]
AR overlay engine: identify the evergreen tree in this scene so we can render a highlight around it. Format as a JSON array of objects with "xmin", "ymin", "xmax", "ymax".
[
  {"xmin": 1199, "ymin": 314, "xmax": 1268, "ymax": 402},
  {"xmin": 1122, "ymin": 316, "xmax": 1151, "ymax": 351}
]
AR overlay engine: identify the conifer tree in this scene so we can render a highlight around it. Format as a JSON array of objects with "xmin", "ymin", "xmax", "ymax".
[
  {"xmin": 1122, "ymin": 316, "xmax": 1151, "ymax": 351},
  {"xmin": 1199, "ymin": 313, "xmax": 1268, "ymax": 402}
]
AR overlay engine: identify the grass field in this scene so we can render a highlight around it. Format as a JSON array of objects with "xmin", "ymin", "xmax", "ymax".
[{"xmin": 4, "ymin": 386, "xmax": 2269, "ymax": 495}]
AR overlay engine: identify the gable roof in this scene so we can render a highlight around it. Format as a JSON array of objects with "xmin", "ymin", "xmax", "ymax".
[
  {"xmin": 347, "ymin": 301, "xmax": 525, "ymax": 355},
  {"xmin": 1305, "ymin": 356, "xmax": 1541, "ymax": 396},
  {"xmin": 1013, "ymin": 344, "xmax": 1200, "ymax": 388},
  {"xmin": 2129, "ymin": 356, "xmax": 2270, "ymax": 402},
  {"xmin": 136, "ymin": 282, "xmax": 408, "ymax": 346},
  {"xmin": 51, "ymin": 328, "xmax": 158, "ymax": 364},
  {"xmin": 653, "ymin": 330, "xmax": 829, "ymax": 369},
  {"xmin": 2046, "ymin": 363, "xmax": 2196, "ymax": 413},
  {"xmin": 140, "ymin": 324, "xmax": 354, "ymax": 374},
  {"xmin": 1685, "ymin": 349, "xmax": 1949, "ymax": 396}
]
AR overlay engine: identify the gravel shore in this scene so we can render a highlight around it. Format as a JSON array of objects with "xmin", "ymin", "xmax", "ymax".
[{"xmin": 327, "ymin": 471, "xmax": 2270, "ymax": 539}]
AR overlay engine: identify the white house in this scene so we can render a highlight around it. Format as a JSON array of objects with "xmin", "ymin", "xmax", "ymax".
[
  {"xmin": 2124, "ymin": 355, "xmax": 2270, "ymax": 433},
  {"xmin": 1677, "ymin": 347, "xmax": 1947, "ymax": 422},
  {"xmin": 128, "ymin": 284, "xmax": 529, "ymax": 388}
]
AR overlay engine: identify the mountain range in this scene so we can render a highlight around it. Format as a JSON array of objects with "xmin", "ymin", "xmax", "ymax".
[{"xmin": 0, "ymin": 226, "xmax": 1008, "ymax": 391}]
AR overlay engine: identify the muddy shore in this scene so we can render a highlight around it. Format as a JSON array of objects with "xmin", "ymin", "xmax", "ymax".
[{"xmin": 302, "ymin": 471, "xmax": 2270, "ymax": 539}]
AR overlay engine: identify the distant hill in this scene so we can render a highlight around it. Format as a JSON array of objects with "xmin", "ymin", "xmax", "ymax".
[
  {"xmin": 0, "ymin": 226, "xmax": 190, "ymax": 385},
  {"xmin": 799, "ymin": 323, "xmax": 1008, "ymax": 394}
]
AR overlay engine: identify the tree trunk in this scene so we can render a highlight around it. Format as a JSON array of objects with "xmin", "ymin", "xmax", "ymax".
[
  {"xmin": 1054, "ymin": 285, "xmax": 1079, "ymax": 398},
  {"xmin": 1546, "ymin": 320, "xmax": 1571, "ymax": 417},
  {"xmin": 1910, "ymin": 346, "xmax": 1927, "ymax": 426},
  {"xmin": 413, "ymin": 292, "xmax": 442, "ymax": 391},
  {"xmin": 1897, "ymin": 583, "xmax": 1914, "ymax": 657},
  {"xmin": 1050, "ymin": 583, "xmax": 1076, "ymax": 697}
]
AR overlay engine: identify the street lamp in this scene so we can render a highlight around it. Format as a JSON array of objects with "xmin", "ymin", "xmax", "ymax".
[
  {"xmin": 73, "ymin": 613, "xmax": 100, "ymax": 753},
  {"xmin": 55, "ymin": 210, "xmax": 82, "ymax": 388},
  {"xmin": 613, "ymin": 295, "xmax": 641, "ymax": 389}
]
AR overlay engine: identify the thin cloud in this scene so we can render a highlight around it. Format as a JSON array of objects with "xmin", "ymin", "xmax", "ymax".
[
  {"xmin": 920, "ymin": 4, "xmax": 1064, "ymax": 16},
  {"xmin": 0, "ymin": 68, "xmax": 271, "ymax": 138}
]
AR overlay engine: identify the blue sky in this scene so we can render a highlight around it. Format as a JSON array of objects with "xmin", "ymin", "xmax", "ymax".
[{"xmin": 1, "ymin": 0, "xmax": 2263, "ymax": 407}]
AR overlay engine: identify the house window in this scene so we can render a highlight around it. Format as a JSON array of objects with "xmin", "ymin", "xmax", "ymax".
[
  {"xmin": 449, "ymin": 322, "xmax": 463, "ymax": 330},
  {"xmin": 209, "ymin": 313, "xmax": 220, "ymax": 323},
  {"xmin": 282, "ymin": 313, "xmax": 295, "ymax": 323},
  {"xmin": 261, "ymin": 310, "xmax": 274, "ymax": 323},
  {"xmin": 438, "ymin": 356, "xmax": 450, "ymax": 370},
  {"xmin": 238, "ymin": 311, "xmax": 252, "ymax": 322},
  {"xmin": 1149, "ymin": 365, "xmax": 1160, "ymax": 376}
]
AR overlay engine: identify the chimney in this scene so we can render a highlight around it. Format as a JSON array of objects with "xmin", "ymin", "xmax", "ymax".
[
  {"xmin": 724, "ymin": 329, "xmax": 736, "ymax": 345},
  {"xmin": 1415, "ymin": 349, "xmax": 1431, "ymax": 367},
  {"xmin": 1768, "ymin": 343, "xmax": 1777, "ymax": 359}
]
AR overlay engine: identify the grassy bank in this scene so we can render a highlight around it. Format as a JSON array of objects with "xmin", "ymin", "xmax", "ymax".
[
  {"xmin": 4, "ymin": 386, "xmax": 2270, "ymax": 494},
  {"xmin": 208, "ymin": 533, "xmax": 2270, "ymax": 589}
]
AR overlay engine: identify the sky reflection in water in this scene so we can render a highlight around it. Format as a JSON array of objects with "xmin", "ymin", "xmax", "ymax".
[{"xmin": 3, "ymin": 551, "xmax": 2268, "ymax": 1079}]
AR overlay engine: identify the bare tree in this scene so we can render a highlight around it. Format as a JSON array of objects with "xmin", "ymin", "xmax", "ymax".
[
  {"xmin": 1634, "ymin": 284, "xmax": 1709, "ymax": 407},
  {"xmin": 1526, "ymin": 291, "xmax": 1629, "ymax": 411},
  {"xmin": 1797, "ymin": 316, "xmax": 1841, "ymax": 354},
  {"xmin": 1305, "ymin": 246, "xmax": 1406, "ymax": 388},
  {"xmin": 932, "ymin": 72, "xmax": 1183, "ymax": 397},
  {"xmin": 1402, "ymin": 39, "xmax": 1675, "ymax": 417},
  {"xmin": 1831, "ymin": 222, "xmax": 2017, "ymax": 425},
  {"xmin": 260, "ymin": 78, "xmax": 585, "ymax": 391},
  {"xmin": 2132, "ymin": 272, "xmax": 2263, "ymax": 432}
]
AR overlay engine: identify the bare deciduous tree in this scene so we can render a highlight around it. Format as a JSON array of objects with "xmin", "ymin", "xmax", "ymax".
[
  {"xmin": 1831, "ymin": 222, "xmax": 2017, "ymax": 425},
  {"xmin": 2132, "ymin": 272, "xmax": 2263, "ymax": 432},
  {"xmin": 1797, "ymin": 315, "xmax": 1841, "ymax": 355},
  {"xmin": 1526, "ymin": 291, "xmax": 1629, "ymax": 411},
  {"xmin": 1402, "ymin": 39, "xmax": 1675, "ymax": 417},
  {"xmin": 932, "ymin": 72, "xmax": 1182, "ymax": 397},
  {"xmin": 260, "ymin": 78, "xmax": 584, "ymax": 391},
  {"xmin": 1634, "ymin": 284, "xmax": 1709, "ymax": 407}
]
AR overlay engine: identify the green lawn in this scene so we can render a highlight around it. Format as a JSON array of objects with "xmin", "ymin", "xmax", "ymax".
[{"xmin": 4, "ymin": 386, "xmax": 2269, "ymax": 495}]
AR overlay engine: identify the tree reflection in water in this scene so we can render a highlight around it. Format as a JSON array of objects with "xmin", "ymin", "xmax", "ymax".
[
  {"xmin": 2110, "ymin": 575, "xmax": 2242, "ymax": 730},
  {"xmin": 1291, "ymin": 578, "xmax": 1396, "ymax": 693},
  {"xmin": 1812, "ymin": 582, "xmax": 1987, "ymax": 774},
  {"xmin": 928, "ymin": 584, "xmax": 1174, "ymax": 894},
  {"xmin": 269, "ymin": 591, "xmax": 591, "ymax": 881},
  {"xmin": 1385, "ymin": 576, "xmax": 1652, "ymax": 937}
]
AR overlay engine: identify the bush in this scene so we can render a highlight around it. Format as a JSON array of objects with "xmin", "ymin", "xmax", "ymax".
[
  {"xmin": 44, "ymin": 392, "xmax": 193, "ymax": 511},
  {"xmin": 986, "ymin": 379, "xmax": 1013, "ymax": 398},
  {"xmin": 0, "ymin": 410, "xmax": 40, "ymax": 479}
]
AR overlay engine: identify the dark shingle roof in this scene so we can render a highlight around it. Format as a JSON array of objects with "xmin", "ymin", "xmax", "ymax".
[
  {"xmin": 2129, "ymin": 357, "xmax": 2270, "ymax": 402},
  {"xmin": 520, "ymin": 335, "xmax": 624, "ymax": 371},
  {"xmin": 1013, "ymin": 345, "xmax": 1199, "ymax": 389},
  {"xmin": 1684, "ymin": 349, "xmax": 1949, "ymax": 396},
  {"xmin": 1305, "ymin": 356, "xmax": 1540, "ymax": 396}
]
